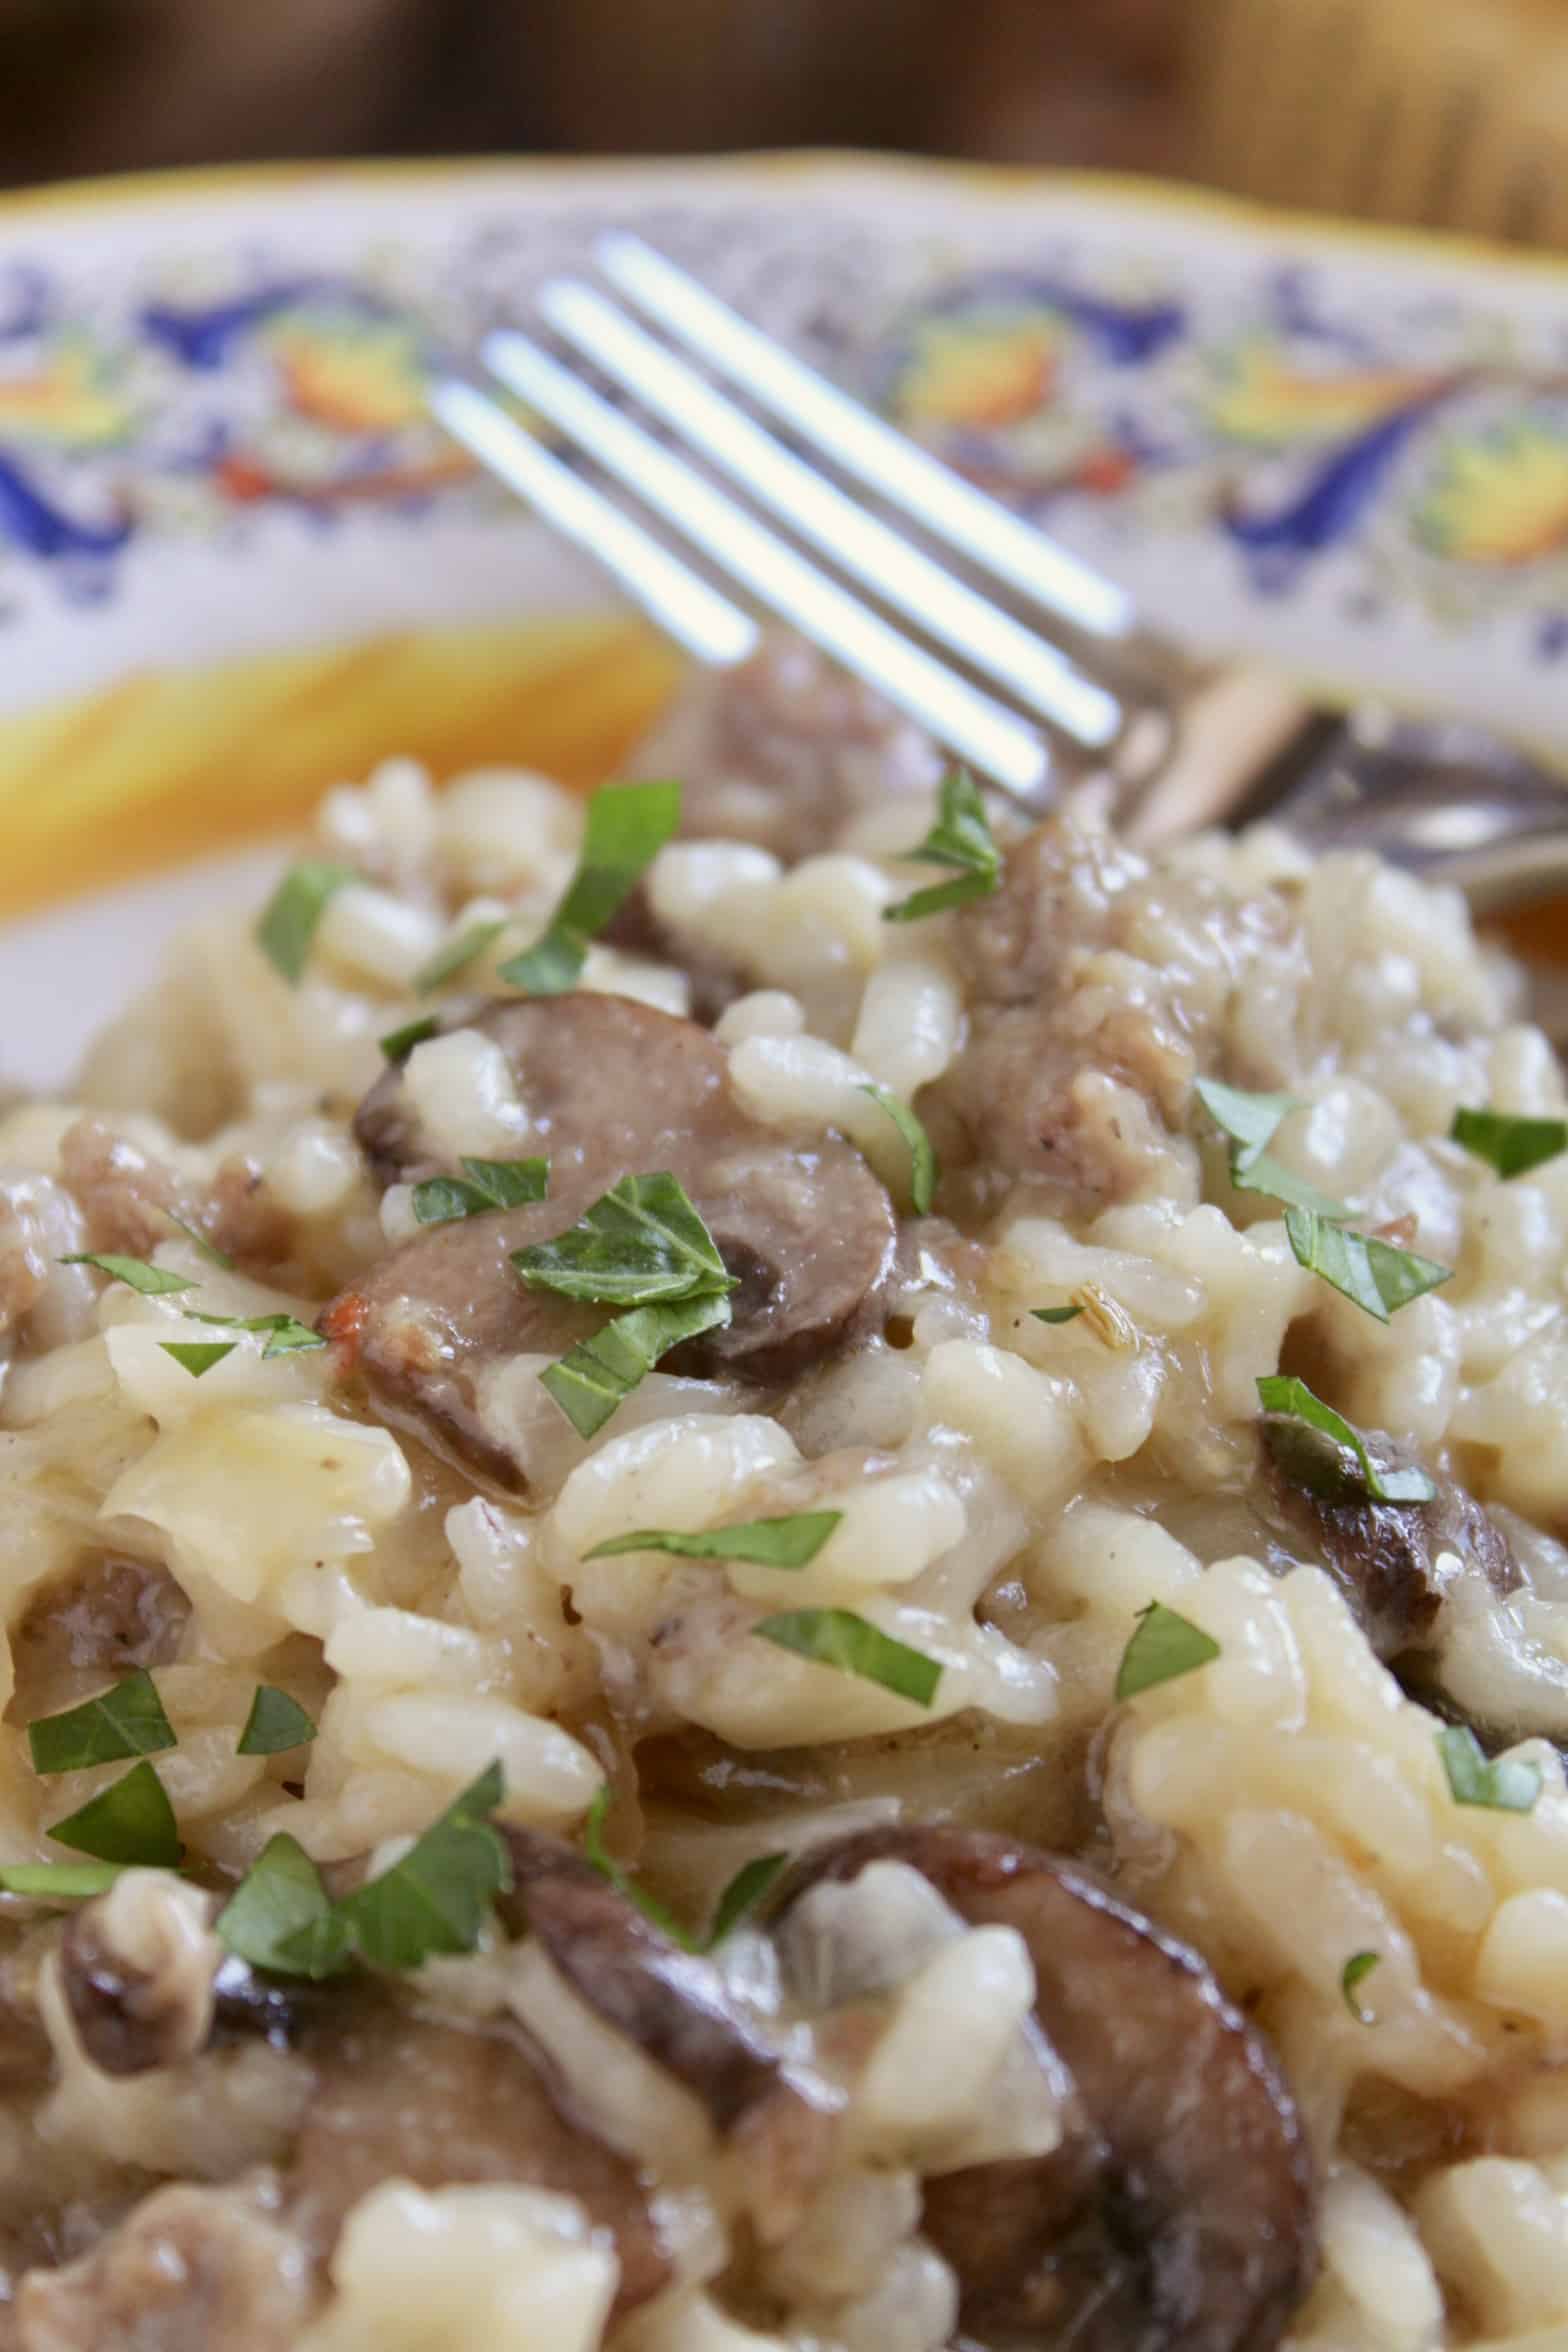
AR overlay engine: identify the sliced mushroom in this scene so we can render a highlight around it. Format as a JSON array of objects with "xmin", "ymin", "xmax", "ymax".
[
  {"xmin": 288, "ymin": 2002, "xmax": 670, "ymax": 2310},
  {"xmin": 774, "ymin": 1825, "xmax": 1316, "ymax": 2352},
  {"xmin": 60, "ymin": 1874, "xmax": 222, "ymax": 2078},
  {"xmin": 331, "ymin": 997, "xmax": 896, "ymax": 1485},
  {"xmin": 1262, "ymin": 1413, "xmax": 1521, "ymax": 1660}
]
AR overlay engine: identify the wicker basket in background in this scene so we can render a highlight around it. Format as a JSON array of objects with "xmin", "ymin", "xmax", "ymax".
[{"xmin": 1185, "ymin": 0, "xmax": 1568, "ymax": 247}]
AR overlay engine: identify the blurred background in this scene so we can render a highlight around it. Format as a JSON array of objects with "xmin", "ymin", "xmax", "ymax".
[{"xmin": 1, "ymin": 0, "xmax": 1566, "ymax": 246}]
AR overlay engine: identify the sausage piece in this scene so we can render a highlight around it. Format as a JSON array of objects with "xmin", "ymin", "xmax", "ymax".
[
  {"xmin": 776, "ymin": 1825, "xmax": 1316, "ymax": 2352},
  {"xmin": 333, "ymin": 997, "xmax": 896, "ymax": 1485}
]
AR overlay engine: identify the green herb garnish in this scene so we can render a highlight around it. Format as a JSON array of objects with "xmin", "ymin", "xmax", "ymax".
[
  {"xmin": 513, "ymin": 1170, "xmax": 734, "ymax": 1307},
  {"xmin": 412, "ymin": 1156, "xmax": 550, "ymax": 1227},
  {"xmin": 271, "ymin": 1762, "xmax": 510, "ymax": 1976},
  {"xmin": 1031, "ymin": 1304, "xmax": 1085, "ymax": 1326},
  {"xmin": 1450, "ymin": 1108, "xmax": 1568, "ymax": 1181},
  {"xmin": 497, "ymin": 779, "xmax": 682, "ymax": 995},
  {"xmin": 541, "ymin": 1291, "xmax": 732, "ymax": 1440},
  {"xmin": 48, "ymin": 1761, "xmax": 181, "ymax": 1869},
  {"xmin": 0, "ymin": 1861, "xmax": 126, "ymax": 1903},
  {"xmin": 58, "ymin": 1253, "xmax": 196, "ymax": 1296},
  {"xmin": 1436, "ymin": 1725, "xmax": 1542, "ymax": 1814},
  {"xmin": 181, "ymin": 1310, "xmax": 326, "ymax": 1359},
  {"xmin": 585, "ymin": 1510, "xmax": 842, "ymax": 1570},
  {"xmin": 215, "ymin": 1834, "xmax": 337, "ymax": 1974},
  {"xmin": 1193, "ymin": 1078, "xmax": 1344, "ymax": 1216},
  {"xmin": 1284, "ymin": 1207, "xmax": 1452, "ymax": 1324},
  {"xmin": 582, "ymin": 1786, "xmax": 693, "ymax": 1948},
  {"xmin": 883, "ymin": 769, "xmax": 1000, "ymax": 923},
  {"xmin": 28, "ymin": 1670, "xmax": 177, "ymax": 1776},
  {"xmin": 256, "ymin": 862, "xmax": 356, "ymax": 986},
  {"xmin": 165, "ymin": 1215, "xmax": 232, "ymax": 1269},
  {"xmin": 1115, "ymin": 1602, "xmax": 1221, "ymax": 1701},
  {"xmin": 858, "ymin": 1084, "xmax": 937, "ymax": 1215},
  {"xmin": 415, "ymin": 917, "xmax": 507, "ymax": 995},
  {"xmin": 753, "ymin": 1608, "xmax": 941, "ymax": 1707},
  {"xmin": 237, "ymin": 1687, "xmax": 317, "ymax": 1758},
  {"xmin": 706, "ymin": 1852, "xmax": 790, "ymax": 1946},
  {"xmin": 159, "ymin": 1340, "xmax": 237, "ymax": 1377},
  {"xmin": 1341, "ymin": 1950, "xmax": 1381, "ymax": 2021},
  {"xmin": 1256, "ymin": 1373, "xmax": 1436, "ymax": 1504},
  {"xmin": 380, "ymin": 1014, "xmax": 441, "ymax": 1064}
]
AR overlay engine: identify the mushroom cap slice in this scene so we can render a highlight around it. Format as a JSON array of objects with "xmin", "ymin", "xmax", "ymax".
[
  {"xmin": 775, "ymin": 1824, "xmax": 1317, "ymax": 2352},
  {"xmin": 332, "ymin": 997, "xmax": 895, "ymax": 1484}
]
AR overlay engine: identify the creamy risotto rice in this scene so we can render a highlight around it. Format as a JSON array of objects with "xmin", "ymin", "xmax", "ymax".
[{"xmin": 3, "ymin": 638, "xmax": 1568, "ymax": 2350}]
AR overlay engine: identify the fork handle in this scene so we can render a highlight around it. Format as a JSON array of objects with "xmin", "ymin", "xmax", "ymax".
[{"xmin": 1122, "ymin": 664, "xmax": 1316, "ymax": 844}]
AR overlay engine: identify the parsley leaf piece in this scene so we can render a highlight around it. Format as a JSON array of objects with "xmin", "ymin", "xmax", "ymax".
[
  {"xmin": 380, "ymin": 1014, "xmax": 441, "ymax": 1064},
  {"xmin": 1193, "ymin": 1079, "xmax": 1345, "ymax": 1215},
  {"xmin": 1256, "ymin": 1373, "xmax": 1437, "ymax": 1505},
  {"xmin": 412, "ymin": 1156, "xmax": 550, "ymax": 1227},
  {"xmin": 0, "ymin": 1861, "xmax": 126, "ymax": 1902},
  {"xmin": 181, "ymin": 1310, "xmax": 326, "ymax": 1359},
  {"xmin": 753, "ymin": 1608, "xmax": 942, "ymax": 1707},
  {"xmin": 583, "ymin": 1787, "xmax": 695, "ymax": 1948},
  {"xmin": 1437, "ymin": 1725, "xmax": 1542, "ymax": 1815},
  {"xmin": 1450, "ymin": 1108, "xmax": 1568, "ymax": 1181},
  {"xmin": 215, "ymin": 1834, "xmax": 343, "ymax": 1976},
  {"xmin": 497, "ymin": 779, "xmax": 682, "ymax": 996},
  {"xmin": 1115, "ymin": 1602, "xmax": 1221, "ymax": 1702},
  {"xmin": 513, "ymin": 1171, "xmax": 735, "ymax": 1308},
  {"xmin": 274, "ymin": 1762, "xmax": 511, "ymax": 1976},
  {"xmin": 237, "ymin": 1687, "xmax": 317, "ymax": 1757},
  {"xmin": 165, "ymin": 1215, "xmax": 233, "ymax": 1269},
  {"xmin": 1341, "ymin": 1950, "xmax": 1381, "ymax": 2022},
  {"xmin": 48, "ymin": 1761, "xmax": 181, "ymax": 1868},
  {"xmin": 706, "ymin": 1852, "xmax": 790, "ymax": 1948},
  {"xmin": 415, "ymin": 917, "xmax": 507, "ymax": 996},
  {"xmin": 1031, "ymin": 1304, "xmax": 1085, "ymax": 1325},
  {"xmin": 1284, "ymin": 1207, "xmax": 1452, "ymax": 1324},
  {"xmin": 541, "ymin": 1291, "xmax": 732, "ymax": 1440},
  {"xmin": 585, "ymin": 1510, "xmax": 842, "ymax": 1570},
  {"xmin": 858, "ymin": 1084, "xmax": 937, "ymax": 1216},
  {"xmin": 883, "ymin": 770, "xmax": 1000, "ymax": 923},
  {"xmin": 58, "ymin": 1253, "xmax": 196, "ymax": 1296},
  {"xmin": 160, "ymin": 1340, "xmax": 236, "ymax": 1377},
  {"xmin": 256, "ymin": 862, "xmax": 356, "ymax": 985},
  {"xmin": 28, "ymin": 1670, "xmax": 177, "ymax": 1776}
]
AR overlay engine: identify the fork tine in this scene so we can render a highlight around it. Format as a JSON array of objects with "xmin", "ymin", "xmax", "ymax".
[
  {"xmin": 595, "ymin": 233, "xmax": 1136, "ymax": 645},
  {"xmin": 536, "ymin": 277, "xmax": 1122, "ymax": 754},
  {"xmin": 482, "ymin": 328, "xmax": 1051, "ymax": 802},
  {"xmin": 429, "ymin": 376, "xmax": 759, "ymax": 667}
]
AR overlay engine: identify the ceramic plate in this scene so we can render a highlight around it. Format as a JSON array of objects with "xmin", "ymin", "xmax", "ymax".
[{"xmin": 5, "ymin": 153, "xmax": 1568, "ymax": 1085}]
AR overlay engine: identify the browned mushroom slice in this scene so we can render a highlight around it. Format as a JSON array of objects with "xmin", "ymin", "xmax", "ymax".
[
  {"xmin": 775, "ymin": 1825, "xmax": 1316, "ymax": 2352},
  {"xmin": 331, "ymin": 997, "xmax": 895, "ymax": 1483},
  {"xmin": 288, "ymin": 2003, "xmax": 669, "ymax": 2311},
  {"xmin": 505, "ymin": 1829, "xmax": 837, "ymax": 2240},
  {"xmin": 1262, "ymin": 1413, "xmax": 1521, "ymax": 1660}
]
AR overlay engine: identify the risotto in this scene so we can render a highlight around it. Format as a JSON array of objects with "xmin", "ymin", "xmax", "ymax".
[{"xmin": 3, "ymin": 637, "xmax": 1568, "ymax": 2351}]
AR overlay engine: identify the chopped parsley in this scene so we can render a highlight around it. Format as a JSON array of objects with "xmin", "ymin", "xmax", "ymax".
[
  {"xmin": 707, "ymin": 1852, "xmax": 790, "ymax": 1946},
  {"xmin": 47, "ymin": 1761, "xmax": 181, "ymax": 1869},
  {"xmin": 858, "ymin": 1084, "xmax": 937, "ymax": 1215},
  {"xmin": 582, "ymin": 1786, "xmax": 693, "ymax": 1947},
  {"xmin": 1256, "ymin": 1373, "xmax": 1437, "ymax": 1505},
  {"xmin": 0, "ymin": 1861, "xmax": 126, "ymax": 1903},
  {"xmin": 1450, "ymin": 1108, "xmax": 1568, "ymax": 1181},
  {"xmin": 379, "ymin": 1014, "xmax": 441, "ymax": 1064},
  {"xmin": 165, "ymin": 1215, "xmax": 232, "ymax": 1269},
  {"xmin": 215, "ymin": 1834, "xmax": 337, "ymax": 1975},
  {"xmin": 28, "ymin": 1670, "xmax": 177, "ymax": 1776},
  {"xmin": 256, "ymin": 862, "xmax": 356, "ymax": 985},
  {"xmin": 1341, "ymin": 1951, "xmax": 1381, "ymax": 2022},
  {"xmin": 883, "ymin": 769, "xmax": 1000, "ymax": 923},
  {"xmin": 1193, "ymin": 1078, "xmax": 1344, "ymax": 1216},
  {"xmin": 58, "ymin": 1253, "xmax": 196, "ymax": 1296},
  {"xmin": 1284, "ymin": 1207, "xmax": 1452, "ymax": 1324},
  {"xmin": 412, "ymin": 1156, "xmax": 550, "ymax": 1227},
  {"xmin": 753, "ymin": 1608, "xmax": 941, "ymax": 1707},
  {"xmin": 1436, "ymin": 1725, "xmax": 1542, "ymax": 1815},
  {"xmin": 1031, "ymin": 1303, "xmax": 1085, "ymax": 1326},
  {"xmin": 585, "ymin": 1510, "xmax": 842, "ymax": 1569},
  {"xmin": 159, "ymin": 1340, "xmax": 236, "ymax": 1377},
  {"xmin": 497, "ymin": 778, "xmax": 682, "ymax": 995},
  {"xmin": 180, "ymin": 1309, "xmax": 326, "ymax": 1359},
  {"xmin": 540, "ymin": 1291, "xmax": 732, "ymax": 1440},
  {"xmin": 1115, "ymin": 1602, "xmax": 1221, "ymax": 1702},
  {"xmin": 513, "ymin": 1171, "xmax": 735, "ymax": 1308},
  {"xmin": 237, "ymin": 1687, "xmax": 317, "ymax": 1757},
  {"xmin": 415, "ymin": 917, "xmax": 507, "ymax": 995}
]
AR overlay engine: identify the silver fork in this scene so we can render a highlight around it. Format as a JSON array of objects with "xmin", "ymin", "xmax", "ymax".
[{"xmin": 430, "ymin": 234, "xmax": 1568, "ymax": 917}]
